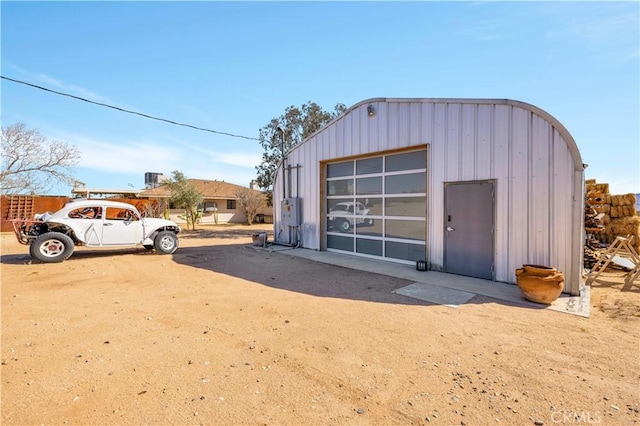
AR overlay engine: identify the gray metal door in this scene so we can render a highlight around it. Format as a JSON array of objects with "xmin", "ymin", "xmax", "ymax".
[{"xmin": 444, "ymin": 181, "xmax": 494, "ymax": 280}]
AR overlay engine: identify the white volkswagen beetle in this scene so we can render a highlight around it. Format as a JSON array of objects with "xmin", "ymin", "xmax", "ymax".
[
  {"xmin": 11, "ymin": 199, "xmax": 181, "ymax": 263},
  {"xmin": 328, "ymin": 201, "xmax": 374, "ymax": 232}
]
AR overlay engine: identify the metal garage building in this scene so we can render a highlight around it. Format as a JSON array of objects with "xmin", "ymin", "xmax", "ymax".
[{"xmin": 272, "ymin": 98, "xmax": 585, "ymax": 295}]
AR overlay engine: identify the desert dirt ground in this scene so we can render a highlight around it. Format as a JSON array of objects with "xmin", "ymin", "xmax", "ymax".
[{"xmin": 1, "ymin": 224, "xmax": 639, "ymax": 426}]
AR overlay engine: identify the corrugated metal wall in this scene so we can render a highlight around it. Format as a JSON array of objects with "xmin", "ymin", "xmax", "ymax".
[{"xmin": 273, "ymin": 98, "xmax": 584, "ymax": 295}]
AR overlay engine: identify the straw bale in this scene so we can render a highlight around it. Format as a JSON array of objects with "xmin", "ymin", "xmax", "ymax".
[
  {"xmin": 611, "ymin": 193, "xmax": 637, "ymax": 207},
  {"xmin": 589, "ymin": 183, "xmax": 609, "ymax": 194},
  {"xmin": 609, "ymin": 206, "xmax": 621, "ymax": 218},
  {"xmin": 609, "ymin": 216, "xmax": 640, "ymax": 234},
  {"xmin": 585, "ymin": 192, "xmax": 610, "ymax": 204},
  {"xmin": 585, "ymin": 179, "xmax": 596, "ymax": 186},
  {"xmin": 585, "ymin": 200, "xmax": 603, "ymax": 206},
  {"xmin": 611, "ymin": 205, "xmax": 637, "ymax": 218},
  {"xmin": 591, "ymin": 204, "xmax": 610, "ymax": 214},
  {"xmin": 585, "ymin": 191, "xmax": 609, "ymax": 204},
  {"xmin": 607, "ymin": 216, "xmax": 640, "ymax": 251}
]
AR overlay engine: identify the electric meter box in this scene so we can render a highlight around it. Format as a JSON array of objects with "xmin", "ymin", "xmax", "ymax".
[{"xmin": 281, "ymin": 198, "xmax": 301, "ymax": 226}]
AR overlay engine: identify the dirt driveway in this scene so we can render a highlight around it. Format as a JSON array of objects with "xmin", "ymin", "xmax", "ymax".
[{"xmin": 2, "ymin": 225, "xmax": 639, "ymax": 425}]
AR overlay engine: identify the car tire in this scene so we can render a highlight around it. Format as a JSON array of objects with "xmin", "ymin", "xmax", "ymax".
[
  {"xmin": 365, "ymin": 218, "xmax": 374, "ymax": 226},
  {"xmin": 30, "ymin": 232, "xmax": 75, "ymax": 263},
  {"xmin": 154, "ymin": 231, "xmax": 179, "ymax": 254},
  {"xmin": 339, "ymin": 219, "xmax": 351, "ymax": 233}
]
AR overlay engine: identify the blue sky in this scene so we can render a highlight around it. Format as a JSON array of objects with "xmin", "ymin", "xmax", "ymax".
[{"xmin": 2, "ymin": 1, "xmax": 638, "ymax": 195}]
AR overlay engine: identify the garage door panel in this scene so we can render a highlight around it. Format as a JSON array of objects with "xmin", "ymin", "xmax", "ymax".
[
  {"xmin": 385, "ymin": 172, "xmax": 427, "ymax": 194},
  {"xmin": 385, "ymin": 241, "xmax": 426, "ymax": 262},
  {"xmin": 385, "ymin": 219, "xmax": 426, "ymax": 241},
  {"xmin": 385, "ymin": 197, "xmax": 426, "ymax": 216},
  {"xmin": 325, "ymin": 148, "xmax": 427, "ymax": 265}
]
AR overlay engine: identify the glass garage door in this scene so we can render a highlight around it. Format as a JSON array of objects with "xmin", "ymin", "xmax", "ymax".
[{"xmin": 325, "ymin": 148, "xmax": 427, "ymax": 264}]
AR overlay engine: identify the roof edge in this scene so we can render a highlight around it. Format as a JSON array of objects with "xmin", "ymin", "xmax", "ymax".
[{"xmin": 294, "ymin": 97, "xmax": 583, "ymax": 172}]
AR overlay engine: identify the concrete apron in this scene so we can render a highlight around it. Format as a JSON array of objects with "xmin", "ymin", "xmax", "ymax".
[{"xmin": 271, "ymin": 247, "xmax": 589, "ymax": 317}]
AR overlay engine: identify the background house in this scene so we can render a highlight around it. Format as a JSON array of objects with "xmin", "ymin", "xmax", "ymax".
[
  {"xmin": 0, "ymin": 177, "xmax": 271, "ymax": 232},
  {"xmin": 140, "ymin": 179, "xmax": 272, "ymax": 225}
]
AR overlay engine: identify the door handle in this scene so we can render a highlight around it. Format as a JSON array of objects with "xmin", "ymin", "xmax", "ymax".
[
  {"xmin": 104, "ymin": 223, "xmax": 113, "ymax": 226},
  {"xmin": 446, "ymin": 226, "xmax": 455, "ymax": 232}
]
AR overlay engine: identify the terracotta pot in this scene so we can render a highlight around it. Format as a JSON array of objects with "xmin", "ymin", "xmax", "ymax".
[{"xmin": 515, "ymin": 265, "xmax": 565, "ymax": 305}]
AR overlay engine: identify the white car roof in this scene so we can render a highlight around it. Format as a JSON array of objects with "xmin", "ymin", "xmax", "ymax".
[{"xmin": 62, "ymin": 199, "xmax": 139, "ymax": 210}]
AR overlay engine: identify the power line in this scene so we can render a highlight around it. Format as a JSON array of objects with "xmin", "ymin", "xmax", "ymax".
[{"xmin": 1, "ymin": 75, "xmax": 260, "ymax": 141}]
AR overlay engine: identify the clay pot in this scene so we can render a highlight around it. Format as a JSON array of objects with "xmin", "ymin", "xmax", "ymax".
[{"xmin": 515, "ymin": 264, "xmax": 565, "ymax": 305}]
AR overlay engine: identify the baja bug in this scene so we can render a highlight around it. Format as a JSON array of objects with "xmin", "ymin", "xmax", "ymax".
[{"xmin": 11, "ymin": 199, "xmax": 181, "ymax": 263}]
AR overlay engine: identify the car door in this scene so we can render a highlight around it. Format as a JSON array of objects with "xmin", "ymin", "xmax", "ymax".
[
  {"xmin": 354, "ymin": 203, "xmax": 365, "ymax": 225},
  {"xmin": 101, "ymin": 206, "xmax": 143, "ymax": 246},
  {"xmin": 67, "ymin": 205, "xmax": 103, "ymax": 246}
]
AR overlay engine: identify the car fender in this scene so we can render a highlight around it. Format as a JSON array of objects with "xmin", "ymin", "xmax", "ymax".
[
  {"xmin": 141, "ymin": 218, "xmax": 180, "ymax": 243},
  {"xmin": 38, "ymin": 219, "xmax": 84, "ymax": 244}
]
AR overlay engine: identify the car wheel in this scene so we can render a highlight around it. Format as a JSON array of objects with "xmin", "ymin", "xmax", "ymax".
[
  {"xmin": 365, "ymin": 218, "xmax": 374, "ymax": 226},
  {"xmin": 154, "ymin": 231, "xmax": 179, "ymax": 254},
  {"xmin": 339, "ymin": 219, "xmax": 351, "ymax": 232},
  {"xmin": 30, "ymin": 232, "xmax": 75, "ymax": 263}
]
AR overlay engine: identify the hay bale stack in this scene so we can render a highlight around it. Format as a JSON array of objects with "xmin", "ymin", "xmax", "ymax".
[
  {"xmin": 586, "ymin": 182, "xmax": 609, "ymax": 194},
  {"xmin": 591, "ymin": 204, "xmax": 611, "ymax": 214},
  {"xmin": 609, "ymin": 193, "xmax": 637, "ymax": 218},
  {"xmin": 608, "ymin": 216, "xmax": 640, "ymax": 252},
  {"xmin": 611, "ymin": 205, "xmax": 637, "ymax": 218},
  {"xmin": 609, "ymin": 216, "xmax": 640, "ymax": 237},
  {"xmin": 610, "ymin": 193, "xmax": 636, "ymax": 206},
  {"xmin": 584, "ymin": 180, "xmax": 640, "ymax": 252}
]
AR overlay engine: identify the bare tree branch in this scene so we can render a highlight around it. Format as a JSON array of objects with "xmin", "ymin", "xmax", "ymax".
[
  {"xmin": 235, "ymin": 187, "xmax": 267, "ymax": 225},
  {"xmin": 1, "ymin": 122, "xmax": 81, "ymax": 194}
]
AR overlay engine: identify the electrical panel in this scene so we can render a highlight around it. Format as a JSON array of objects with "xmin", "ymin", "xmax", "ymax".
[{"xmin": 281, "ymin": 198, "xmax": 301, "ymax": 226}]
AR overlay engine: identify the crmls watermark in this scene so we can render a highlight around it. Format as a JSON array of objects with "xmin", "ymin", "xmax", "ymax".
[{"xmin": 551, "ymin": 410, "xmax": 602, "ymax": 424}]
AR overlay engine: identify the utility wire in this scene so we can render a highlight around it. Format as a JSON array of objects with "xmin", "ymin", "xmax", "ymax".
[{"xmin": 1, "ymin": 75, "xmax": 260, "ymax": 141}]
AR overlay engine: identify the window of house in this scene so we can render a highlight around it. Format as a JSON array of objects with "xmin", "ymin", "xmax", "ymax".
[{"xmin": 227, "ymin": 200, "xmax": 236, "ymax": 209}]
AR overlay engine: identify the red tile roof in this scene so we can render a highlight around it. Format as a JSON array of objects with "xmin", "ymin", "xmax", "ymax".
[{"xmin": 140, "ymin": 179, "xmax": 260, "ymax": 199}]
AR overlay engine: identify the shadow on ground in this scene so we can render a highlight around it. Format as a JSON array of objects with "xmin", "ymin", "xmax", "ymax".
[
  {"xmin": 169, "ymin": 242, "xmax": 572, "ymax": 310},
  {"xmin": 0, "ymin": 248, "xmax": 153, "ymax": 265},
  {"xmin": 170, "ymin": 242, "xmax": 434, "ymax": 306},
  {"xmin": 589, "ymin": 275, "xmax": 640, "ymax": 293},
  {"xmin": 179, "ymin": 228, "xmax": 274, "ymax": 240}
]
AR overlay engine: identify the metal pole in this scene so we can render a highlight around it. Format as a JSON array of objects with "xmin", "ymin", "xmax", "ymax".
[{"xmin": 277, "ymin": 126, "xmax": 286, "ymax": 200}]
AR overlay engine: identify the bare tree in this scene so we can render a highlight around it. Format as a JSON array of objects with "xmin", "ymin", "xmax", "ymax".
[
  {"xmin": 141, "ymin": 199, "xmax": 168, "ymax": 219},
  {"xmin": 235, "ymin": 187, "xmax": 266, "ymax": 225},
  {"xmin": 1, "ymin": 122, "xmax": 81, "ymax": 194}
]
